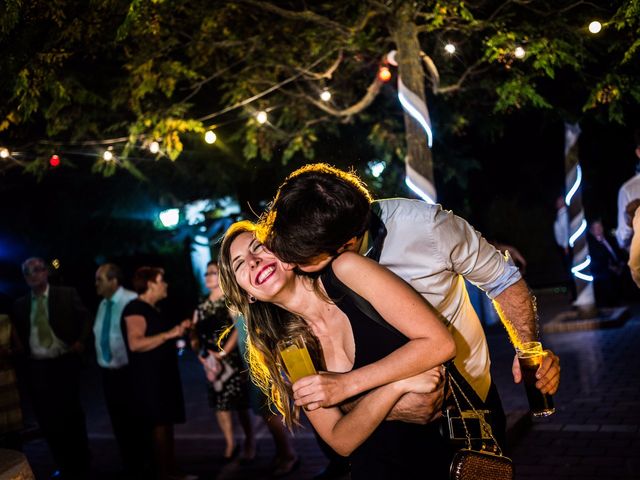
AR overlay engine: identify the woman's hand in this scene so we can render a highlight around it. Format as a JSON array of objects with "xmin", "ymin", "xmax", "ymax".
[
  {"xmin": 165, "ymin": 319, "xmax": 192, "ymax": 341},
  {"xmin": 292, "ymin": 372, "xmax": 352, "ymax": 411},
  {"xmin": 393, "ymin": 366, "xmax": 445, "ymax": 395}
]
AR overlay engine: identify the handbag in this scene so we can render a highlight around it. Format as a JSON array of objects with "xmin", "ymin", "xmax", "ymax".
[{"xmin": 446, "ymin": 366, "xmax": 514, "ymax": 480}]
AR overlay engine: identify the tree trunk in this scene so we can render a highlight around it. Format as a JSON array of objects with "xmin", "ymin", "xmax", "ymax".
[{"xmin": 389, "ymin": 3, "xmax": 435, "ymax": 192}]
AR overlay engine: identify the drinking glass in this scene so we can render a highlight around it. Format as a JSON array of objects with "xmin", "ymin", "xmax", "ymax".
[{"xmin": 277, "ymin": 335, "xmax": 317, "ymax": 383}]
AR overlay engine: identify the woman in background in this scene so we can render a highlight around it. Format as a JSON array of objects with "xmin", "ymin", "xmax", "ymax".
[
  {"xmin": 122, "ymin": 266, "xmax": 191, "ymax": 480},
  {"xmin": 191, "ymin": 261, "xmax": 255, "ymax": 462}
]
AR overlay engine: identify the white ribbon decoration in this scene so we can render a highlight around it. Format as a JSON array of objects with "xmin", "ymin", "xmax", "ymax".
[{"xmin": 387, "ymin": 50, "xmax": 436, "ymax": 204}]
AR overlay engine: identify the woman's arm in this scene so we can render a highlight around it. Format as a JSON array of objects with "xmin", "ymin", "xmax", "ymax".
[
  {"xmin": 305, "ymin": 370, "xmax": 439, "ymax": 456},
  {"xmin": 125, "ymin": 315, "xmax": 185, "ymax": 352},
  {"xmin": 294, "ymin": 251, "xmax": 455, "ymax": 410}
]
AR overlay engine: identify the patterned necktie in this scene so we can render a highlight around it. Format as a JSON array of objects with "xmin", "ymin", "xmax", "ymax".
[
  {"xmin": 100, "ymin": 300, "xmax": 113, "ymax": 364},
  {"xmin": 34, "ymin": 295, "xmax": 54, "ymax": 348}
]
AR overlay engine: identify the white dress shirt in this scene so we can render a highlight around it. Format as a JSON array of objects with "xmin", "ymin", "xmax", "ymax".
[
  {"xmin": 616, "ymin": 173, "xmax": 640, "ymax": 249},
  {"xmin": 93, "ymin": 286, "xmax": 137, "ymax": 369},
  {"xmin": 366, "ymin": 199, "xmax": 522, "ymax": 400},
  {"xmin": 553, "ymin": 205, "xmax": 569, "ymax": 249}
]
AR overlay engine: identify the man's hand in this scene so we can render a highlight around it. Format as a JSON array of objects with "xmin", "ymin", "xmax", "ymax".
[
  {"xmin": 512, "ymin": 349, "xmax": 560, "ymax": 395},
  {"xmin": 386, "ymin": 366, "xmax": 446, "ymax": 424}
]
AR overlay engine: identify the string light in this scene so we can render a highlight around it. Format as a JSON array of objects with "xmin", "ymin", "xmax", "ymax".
[
  {"xmin": 0, "ymin": 148, "xmax": 9, "ymax": 159},
  {"xmin": 149, "ymin": 141, "xmax": 160, "ymax": 153},
  {"xmin": 103, "ymin": 150, "xmax": 114, "ymax": 161},
  {"xmin": 52, "ymin": 259, "xmax": 60, "ymax": 269},
  {"xmin": 444, "ymin": 43, "xmax": 456, "ymax": 54},
  {"xmin": 256, "ymin": 111, "xmax": 268, "ymax": 124},
  {"xmin": 588, "ymin": 21, "xmax": 602, "ymax": 34},
  {"xmin": 49, "ymin": 155, "xmax": 60, "ymax": 167},
  {"xmin": 204, "ymin": 130, "xmax": 217, "ymax": 144},
  {"xmin": 378, "ymin": 66, "xmax": 392, "ymax": 82},
  {"xmin": 320, "ymin": 89, "xmax": 332, "ymax": 102},
  {"xmin": 514, "ymin": 46, "xmax": 526, "ymax": 59}
]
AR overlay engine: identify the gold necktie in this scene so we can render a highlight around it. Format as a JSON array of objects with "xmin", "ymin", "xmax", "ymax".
[{"xmin": 34, "ymin": 296, "xmax": 54, "ymax": 348}]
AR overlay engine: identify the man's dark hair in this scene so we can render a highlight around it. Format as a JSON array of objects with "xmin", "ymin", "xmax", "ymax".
[
  {"xmin": 131, "ymin": 266, "xmax": 164, "ymax": 294},
  {"xmin": 101, "ymin": 263, "xmax": 124, "ymax": 285},
  {"xmin": 259, "ymin": 163, "xmax": 373, "ymax": 264}
]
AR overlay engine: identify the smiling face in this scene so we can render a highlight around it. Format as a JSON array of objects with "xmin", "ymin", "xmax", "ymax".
[{"xmin": 229, "ymin": 232, "xmax": 293, "ymax": 302}]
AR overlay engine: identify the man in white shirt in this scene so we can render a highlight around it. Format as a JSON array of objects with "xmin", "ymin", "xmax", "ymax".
[
  {"xmin": 262, "ymin": 164, "xmax": 561, "ymax": 444},
  {"xmin": 616, "ymin": 134, "xmax": 640, "ymax": 250},
  {"xmin": 94, "ymin": 263, "xmax": 140, "ymax": 476}
]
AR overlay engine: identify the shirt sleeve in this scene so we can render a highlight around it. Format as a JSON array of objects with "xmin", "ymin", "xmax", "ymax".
[
  {"xmin": 617, "ymin": 186, "xmax": 633, "ymax": 249},
  {"xmin": 431, "ymin": 208, "xmax": 522, "ymax": 299},
  {"xmin": 628, "ymin": 209, "xmax": 640, "ymax": 288}
]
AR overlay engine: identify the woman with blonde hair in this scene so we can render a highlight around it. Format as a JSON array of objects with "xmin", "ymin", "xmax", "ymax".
[{"xmin": 218, "ymin": 221, "xmax": 456, "ymax": 479}]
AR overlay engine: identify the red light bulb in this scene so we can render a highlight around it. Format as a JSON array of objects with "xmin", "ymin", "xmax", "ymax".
[
  {"xmin": 378, "ymin": 66, "xmax": 392, "ymax": 82},
  {"xmin": 49, "ymin": 155, "xmax": 60, "ymax": 167}
]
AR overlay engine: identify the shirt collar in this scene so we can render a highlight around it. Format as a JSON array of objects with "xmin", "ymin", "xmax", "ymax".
[
  {"xmin": 108, "ymin": 286, "xmax": 124, "ymax": 303},
  {"xmin": 360, "ymin": 204, "xmax": 387, "ymax": 262},
  {"xmin": 31, "ymin": 284, "xmax": 50, "ymax": 300}
]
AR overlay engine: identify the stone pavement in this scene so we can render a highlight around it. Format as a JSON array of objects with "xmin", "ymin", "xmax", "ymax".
[{"xmin": 19, "ymin": 290, "xmax": 640, "ymax": 479}]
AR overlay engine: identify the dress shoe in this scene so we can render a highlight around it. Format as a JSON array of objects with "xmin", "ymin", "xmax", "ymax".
[
  {"xmin": 222, "ymin": 445, "xmax": 240, "ymax": 463},
  {"xmin": 271, "ymin": 455, "xmax": 300, "ymax": 478}
]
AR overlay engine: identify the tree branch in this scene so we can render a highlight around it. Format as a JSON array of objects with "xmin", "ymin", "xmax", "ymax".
[
  {"xmin": 236, "ymin": 0, "xmax": 351, "ymax": 37},
  {"xmin": 288, "ymin": 76, "xmax": 383, "ymax": 118},
  {"xmin": 436, "ymin": 61, "xmax": 492, "ymax": 94},
  {"xmin": 295, "ymin": 50, "xmax": 344, "ymax": 80}
]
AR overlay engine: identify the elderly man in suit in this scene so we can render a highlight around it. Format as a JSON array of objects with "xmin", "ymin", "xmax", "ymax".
[{"xmin": 12, "ymin": 257, "xmax": 92, "ymax": 479}]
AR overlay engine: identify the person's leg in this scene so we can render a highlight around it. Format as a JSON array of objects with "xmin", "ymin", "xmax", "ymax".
[
  {"xmin": 216, "ymin": 410, "xmax": 236, "ymax": 458},
  {"xmin": 30, "ymin": 356, "xmax": 90, "ymax": 479},
  {"xmin": 261, "ymin": 411, "xmax": 300, "ymax": 476},
  {"xmin": 151, "ymin": 424, "xmax": 175, "ymax": 480},
  {"xmin": 483, "ymin": 382, "xmax": 507, "ymax": 452},
  {"xmin": 103, "ymin": 366, "xmax": 146, "ymax": 475},
  {"xmin": 237, "ymin": 409, "xmax": 256, "ymax": 460}
]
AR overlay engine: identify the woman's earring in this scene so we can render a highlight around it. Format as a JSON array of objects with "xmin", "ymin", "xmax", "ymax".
[{"xmin": 248, "ymin": 295, "xmax": 257, "ymax": 303}]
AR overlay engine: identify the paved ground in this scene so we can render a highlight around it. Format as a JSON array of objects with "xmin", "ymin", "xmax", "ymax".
[{"xmin": 18, "ymin": 289, "xmax": 640, "ymax": 479}]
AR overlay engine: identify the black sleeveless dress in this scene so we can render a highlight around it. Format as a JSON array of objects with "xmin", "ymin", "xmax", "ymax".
[
  {"xmin": 320, "ymin": 264, "xmax": 453, "ymax": 480},
  {"xmin": 121, "ymin": 299, "xmax": 185, "ymax": 425}
]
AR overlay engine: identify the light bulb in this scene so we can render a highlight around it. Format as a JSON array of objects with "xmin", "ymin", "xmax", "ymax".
[
  {"xmin": 378, "ymin": 66, "xmax": 392, "ymax": 82},
  {"xmin": 204, "ymin": 130, "xmax": 217, "ymax": 144},
  {"xmin": 320, "ymin": 90, "xmax": 332, "ymax": 102},
  {"xmin": 256, "ymin": 111, "xmax": 268, "ymax": 124},
  {"xmin": 444, "ymin": 43, "xmax": 456, "ymax": 54},
  {"xmin": 103, "ymin": 150, "xmax": 113, "ymax": 161},
  {"xmin": 149, "ymin": 141, "xmax": 160, "ymax": 153},
  {"xmin": 0, "ymin": 148, "xmax": 9, "ymax": 159},
  {"xmin": 588, "ymin": 21, "xmax": 602, "ymax": 34},
  {"xmin": 514, "ymin": 46, "xmax": 526, "ymax": 59}
]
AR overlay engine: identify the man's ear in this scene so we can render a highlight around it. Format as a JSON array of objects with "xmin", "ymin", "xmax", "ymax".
[{"xmin": 338, "ymin": 236, "xmax": 360, "ymax": 253}]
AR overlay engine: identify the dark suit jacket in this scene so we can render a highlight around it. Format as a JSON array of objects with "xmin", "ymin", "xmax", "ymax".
[{"xmin": 12, "ymin": 285, "xmax": 91, "ymax": 356}]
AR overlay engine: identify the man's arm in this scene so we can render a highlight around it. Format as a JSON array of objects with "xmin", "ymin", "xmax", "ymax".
[
  {"xmin": 493, "ymin": 279, "xmax": 561, "ymax": 395},
  {"xmin": 339, "ymin": 366, "xmax": 446, "ymax": 425}
]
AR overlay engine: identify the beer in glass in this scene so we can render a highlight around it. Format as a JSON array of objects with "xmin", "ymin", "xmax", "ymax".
[{"xmin": 517, "ymin": 341, "xmax": 555, "ymax": 417}]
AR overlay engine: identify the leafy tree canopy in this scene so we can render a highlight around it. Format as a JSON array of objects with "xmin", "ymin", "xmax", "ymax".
[{"xmin": 0, "ymin": 0, "xmax": 638, "ymax": 199}]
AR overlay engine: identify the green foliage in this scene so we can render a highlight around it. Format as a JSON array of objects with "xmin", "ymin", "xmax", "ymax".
[{"xmin": 0, "ymin": 0, "xmax": 638, "ymax": 198}]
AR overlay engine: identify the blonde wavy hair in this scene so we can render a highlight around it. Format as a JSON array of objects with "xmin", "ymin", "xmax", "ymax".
[{"xmin": 217, "ymin": 220, "xmax": 325, "ymax": 429}]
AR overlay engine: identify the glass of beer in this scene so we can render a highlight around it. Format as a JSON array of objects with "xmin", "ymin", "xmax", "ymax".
[
  {"xmin": 516, "ymin": 341, "xmax": 555, "ymax": 417},
  {"xmin": 277, "ymin": 335, "xmax": 317, "ymax": 383}
]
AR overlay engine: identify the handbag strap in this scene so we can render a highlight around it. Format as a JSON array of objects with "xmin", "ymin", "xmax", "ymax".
[{"xmin": 447, "ymin": 365, "xmax": 503, "ymax": 456}]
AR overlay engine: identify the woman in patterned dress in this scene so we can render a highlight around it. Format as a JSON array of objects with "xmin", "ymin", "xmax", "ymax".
[{"xmin": 191, "ymin": 261, "xmax": 256, "ymax": 461}]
